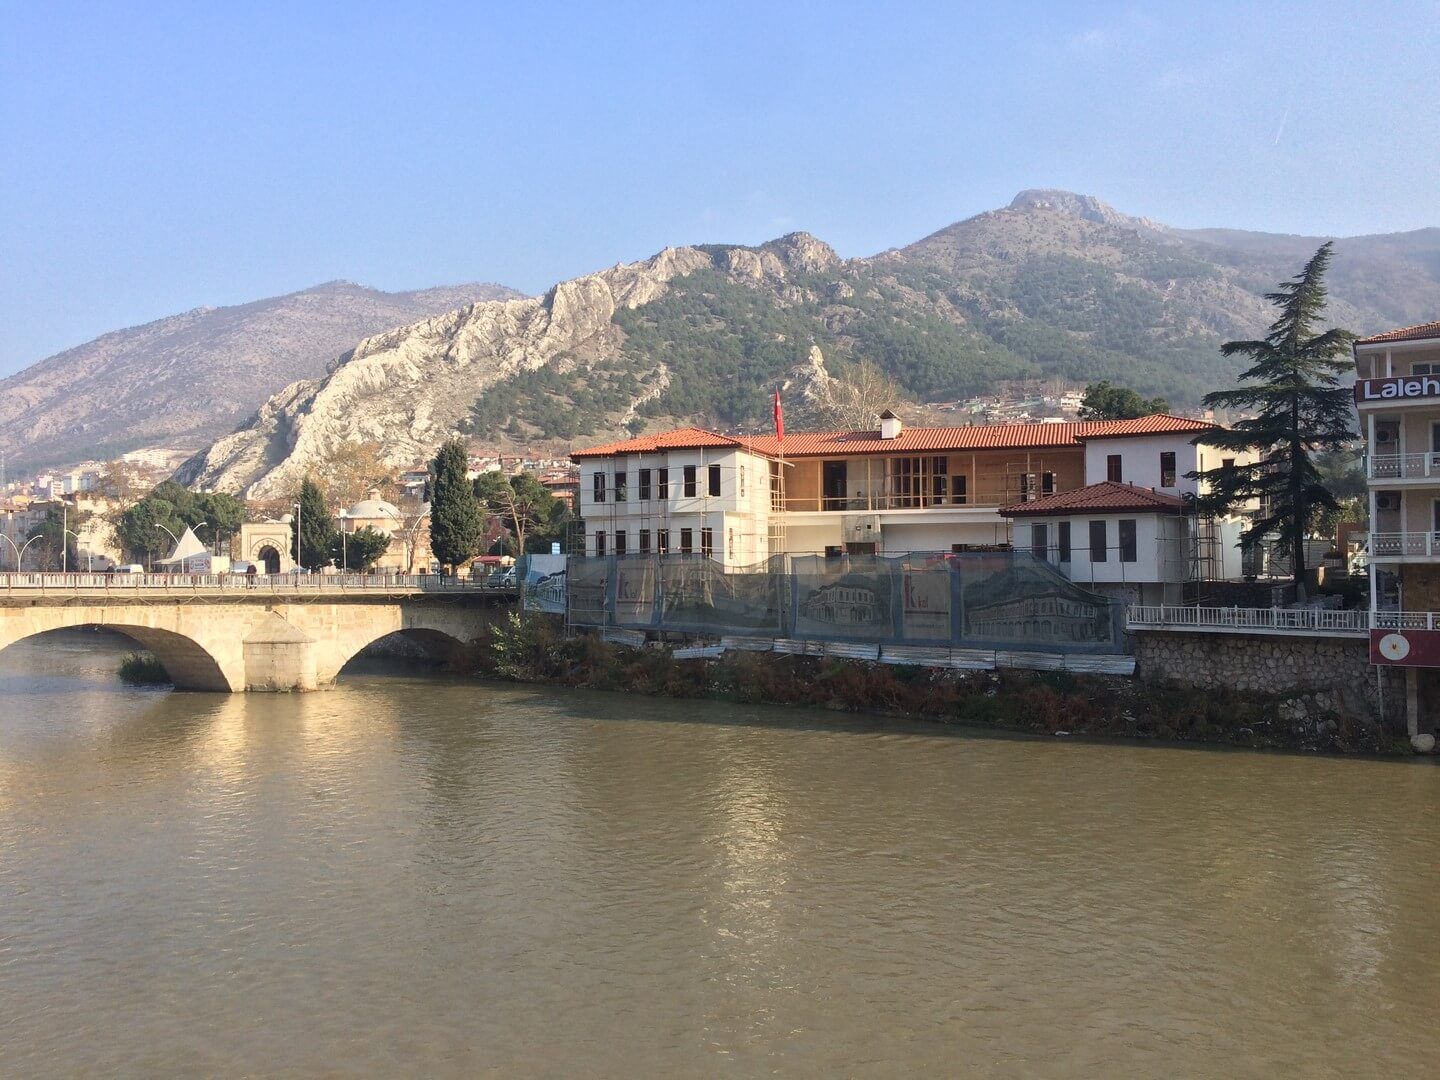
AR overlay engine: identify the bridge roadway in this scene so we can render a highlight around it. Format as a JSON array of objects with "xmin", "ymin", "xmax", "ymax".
[{"xmin": 0, "ymin": 572, "xmax": 515, "ymax": 692}]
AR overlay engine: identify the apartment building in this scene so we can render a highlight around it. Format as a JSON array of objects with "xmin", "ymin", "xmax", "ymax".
[
  {"xmin": 1355, "ymin": 320, "xmax": 1440, "ymax": 725},
  {"xmin": 572, "ymin": 412, "xmax": 1231, "ymax": 568}
]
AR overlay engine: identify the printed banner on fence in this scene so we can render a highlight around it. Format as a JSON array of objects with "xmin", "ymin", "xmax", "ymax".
[{"xmin": 519, "ymin": 554, "xmax": 568, "ymax": 614}]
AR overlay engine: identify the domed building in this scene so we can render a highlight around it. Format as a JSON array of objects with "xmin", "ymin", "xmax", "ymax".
[{"xmin": 339, "ymin": 489, "xmax": 432, "ymax": 572}]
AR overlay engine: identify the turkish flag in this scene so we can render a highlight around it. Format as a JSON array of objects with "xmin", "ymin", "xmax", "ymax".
[{"xmin": 773, "ymin": 390, "xmax": 784, "ymax": 442}]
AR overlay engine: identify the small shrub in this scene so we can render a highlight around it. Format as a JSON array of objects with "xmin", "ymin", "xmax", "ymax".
[{"xmin": 118, "ymin": 652, "xmax": 170, "ymax": 685}]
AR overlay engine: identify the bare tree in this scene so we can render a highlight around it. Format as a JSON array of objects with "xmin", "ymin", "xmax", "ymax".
[
  {"xmin": 391, "ymin": 497, "xmax": 431, "ymax": 574},
  {"xmin": 795, "ymin": 360, "xmax": 907, "ymax": 430}
]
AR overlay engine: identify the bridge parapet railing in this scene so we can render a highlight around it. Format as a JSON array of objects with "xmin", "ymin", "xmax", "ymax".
[
  {"xmin": 0, "ymin": 572, "xmax": 512, "ymax": 594},
  {"xmin": 1126, "ymin": 604, "xmax": 1369, "ymax": 636}
]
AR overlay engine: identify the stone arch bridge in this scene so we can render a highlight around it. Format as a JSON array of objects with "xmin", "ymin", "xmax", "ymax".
[{"xmin": 0, "ymin": 574, "xmax": 515, "ymax": 692}]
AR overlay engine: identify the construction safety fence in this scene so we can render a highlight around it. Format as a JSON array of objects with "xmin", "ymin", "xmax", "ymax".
[{"xmin": 546, "ymin": 552, "xmax": 1127, "ymax": 655}]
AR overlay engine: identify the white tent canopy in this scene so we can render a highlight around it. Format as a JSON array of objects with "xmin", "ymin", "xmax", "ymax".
[{"xmin": 156, "ymin": 526, "xmax": 209, "ymax": 568}]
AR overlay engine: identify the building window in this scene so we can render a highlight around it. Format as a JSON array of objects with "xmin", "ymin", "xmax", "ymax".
[
  {"xmin": 700, "ymin": 528, "xmax": 714, "ymax": 556},
  {"xmin": 614, "ymin": 470, "xmax": 627, "ymax": 502},
  {"xmin": 739, "ymin": 466, "xmax": 745, "ymax": 498},
  {"xmin": 1057, "ymin": 521, "xmax": 1071, "ymax": 563},
  {"xmin": 593, "ymin": 472, "xmax": 606, "ymax": 503},
  {"xmin": 1106, "ymin": 455, "xmax": 1122, "ymax": 483},
  {"xmin": 683, "ymin": 466, "xmax": 697, "ymax": 498},
  {"xmin": 1089, "ymin": 520, "xmax": 1108, "ymax": 562},
  {"xmin": 638, "ymin": 469, "xmax": 652, "ymax": 500},
  {"xmin": 614, "ymin": 529, "xmax": 627, "ymax": 556},
  {"xmin": 657, "ymin": 529, "xmax": 669, "ymax": 554},
  {"xmin": 1221, "ymin": 458, "xmax": 1235, "ymax": 471},
  {"xmin": 1160, "ymin": 452, "xmax": 1177, "ymax": 488},
  {"xmin": 1031, "ymin": 522, "xmax": 1049, "ymax": 561},
  {"xmin": 1019, "ymin": 473, "xmax": 1033, "ymax": 500},
  {"xmin": 680, "ymin": 528, "xmax": 693, "ymax": 554},
  {"xmin": 639, "ymin": 529, "xmax": 651, "ymax": 554},
  {"xmin": 1042, "ymin": 471, "xmax": 1056, "ymax": 496},
  {"xmin": 1119, "ymin": 519, "xmax": 1137, "ymax": 563},
  {"xmin": 595, "ymin": 530, "xmax": 606, "ymax": 556},
  {"xmin": 708, "ymin": 464, "xmax": 721, "ymax": 497},
  {"xmin": 658, "ymin": 468, "xmax": 670, "ymax": 499},
  {"xmin": 951, "ymin": 475, "xmax": 967, "ymax": 505}
]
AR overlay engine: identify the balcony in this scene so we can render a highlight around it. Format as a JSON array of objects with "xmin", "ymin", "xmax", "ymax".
[
  {"xmin": 1368, "ymin": 452, "xmax": 1440, "ymax": 480},
  {"xmin": 1369, "ymin": 532, "xmax": 1440, "ymax": 559}
]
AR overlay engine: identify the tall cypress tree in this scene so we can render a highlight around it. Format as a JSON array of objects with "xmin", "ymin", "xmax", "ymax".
[
  {"xmin": 1193, "ymin": 242, "xmax": 1354, "ymax": 587},
  {"xmin": 429, "ymin": 439, "xmax": 482, "ymax": 573},
  {"xmin": 292, "ymin": 477, "xmax": 338, "ymax": 570}
]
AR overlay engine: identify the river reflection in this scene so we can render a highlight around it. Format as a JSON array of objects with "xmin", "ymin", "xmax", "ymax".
[{"xmin": 1, "ymin": 629, "xmax": 1437, "ymax": 1077}]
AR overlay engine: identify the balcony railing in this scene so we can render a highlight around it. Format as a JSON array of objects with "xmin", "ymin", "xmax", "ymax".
[
  {"xmin": 1368, "ymin": 452, "xmax": 1440, "ymax": 479},
  {"xmin": 1127, "ymin": 604, "xmax": 1369, "ymax": 635},
  {"xmin": 1368, "ymin": 531, "xmax": 1440, "ymax": 557},
  {"xmin": 1371, "ymin": 610, "xmax": 1440, "ymax": 631}
]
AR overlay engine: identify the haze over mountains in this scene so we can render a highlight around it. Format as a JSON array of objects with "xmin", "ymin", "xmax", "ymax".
[
  {"xmin": 0, "ymin": 280, "xmax": 522, "ymax": 472},
  {"xmin": 7, "ymin": 190, "xmax": 1439, "ymax": 489}
]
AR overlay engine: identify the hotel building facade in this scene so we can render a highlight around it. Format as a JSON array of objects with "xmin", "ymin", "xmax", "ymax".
[{"xmin": 1355, "ymin": 320, "xmax": 1440, "ymax": 721}]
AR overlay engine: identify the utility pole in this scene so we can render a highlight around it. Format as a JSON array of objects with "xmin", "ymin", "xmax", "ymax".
[{"xmin": 62, "ymin": 501, "xmax": 67, "ymax": 573}]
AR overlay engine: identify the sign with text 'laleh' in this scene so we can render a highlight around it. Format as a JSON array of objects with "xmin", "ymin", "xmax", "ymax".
[{"xmin": 1355, "ymin": 376, "xmax": 1440, "ymax": 405}]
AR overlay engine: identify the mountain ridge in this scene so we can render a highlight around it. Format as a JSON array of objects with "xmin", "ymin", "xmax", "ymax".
[
  {"xmin": 177, "ymin": 190, "xmax": 1440, "ymax": 498},
  {"xmin": 0, "ymin": 279, "xmax": 524, "ymax": 473}
]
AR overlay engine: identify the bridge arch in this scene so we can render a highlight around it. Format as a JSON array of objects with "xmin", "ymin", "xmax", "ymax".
[
  {"xmin": 0, "ymin": 622, "xmax": 236, "ymax": 692},
  {"xmin": 330, "ymin": 627, "xmax": 471, "ymax": 681}
]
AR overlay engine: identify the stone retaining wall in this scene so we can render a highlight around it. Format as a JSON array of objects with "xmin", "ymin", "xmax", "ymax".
[{"xmin": 1133, "ymin": 629, "xmax": 1405, "ymax": 729}]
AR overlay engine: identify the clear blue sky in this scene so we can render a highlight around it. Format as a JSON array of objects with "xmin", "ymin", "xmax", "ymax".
[{"xmin": 3, "ymin": 1, "xmax": 1437, "ymax": 375}]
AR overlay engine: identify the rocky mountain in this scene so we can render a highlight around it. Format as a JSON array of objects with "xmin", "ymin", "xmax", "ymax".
[
  {"xmin": 0, "ymin": 279, "xmax": 522, "ymax": 472},
  {"xmin": 172, "ymin": 191, "xmax": 1438, "ymax": 497}
]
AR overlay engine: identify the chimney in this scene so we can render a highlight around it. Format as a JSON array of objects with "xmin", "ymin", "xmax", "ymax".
[{"xmin": 879, "ymin": 409, "xmax": 902, "ymax": 440}]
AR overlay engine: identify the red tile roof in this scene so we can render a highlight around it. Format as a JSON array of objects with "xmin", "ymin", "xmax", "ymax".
[
  {"xmin": 570, "ymin": 427, "xmax": 748, "ymax": 458},
  {"xmin": 1355, "ymin": 320, "xmax": 1440, "ymax": 346},
  {"xmin": 1000, "ymin": 481, "xmax": 1188, "ymax": 517},
  {"xmin": 572, "ymin": 415, "xmax": 1214, "ymax": 461}
]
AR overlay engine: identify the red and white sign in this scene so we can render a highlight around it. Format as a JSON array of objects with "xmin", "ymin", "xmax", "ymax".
[
  {"xmin": 1370, "ymin": 628, "xmax": 1440, "ymax": 667},
  {"xmin": 1355, "ymin": 376, "xmax": 1440, "ymax": 404}
]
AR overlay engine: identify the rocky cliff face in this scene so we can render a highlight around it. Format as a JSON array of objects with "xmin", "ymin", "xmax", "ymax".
[
  {"xmin": 178, "ymin": 245, "xmax": 746, "ymax": 497},
  {"xmin": 0, "ymin": 280, "xmax": 522, "ymax": 472}
]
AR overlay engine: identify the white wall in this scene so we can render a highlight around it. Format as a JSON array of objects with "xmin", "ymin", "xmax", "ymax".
[
  {"xmin": 578, "ymin": 447, "xmax": 775, "ymax": 566},
  {"xmin": 1019, "ymin": 512, "xmax": 1188, "ymax": 586},
  {"xmin": 879, "ymin": 519, "xmax": 1011, "ymax": 555},
  {"xmin": 1083, "ymin": 434, "xmax": 1200, "ymax": 494}
]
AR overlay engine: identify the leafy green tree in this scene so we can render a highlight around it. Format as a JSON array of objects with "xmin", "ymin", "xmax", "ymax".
[
  {"xmin": 336, "ymin": 525, "xmax": 391, "ymax": 571},
  {"xmin": 429, "ymin": 440, "xmax": 482, "ymax": 571},
  {"xmin": 292, "ymin": 477, "xmax": 338, "ymax": 570},
  {"xmin": 1192, "ymin": 242, "xmax": 1354, "ymax": 588},
  {"xmin": 1077, "ymin": 380, "xmax": 1170, "ymax": 420},
  {"xmin": 112, "ymin": 480, "xmax": 246, "ymax": 562},
  {"xmin": 474, "ymin": 471, "xmax": 571, "ymax": 554},
  {"xmin": 27, "ymin": 502, "xmax": 91, "ymax": 570}
]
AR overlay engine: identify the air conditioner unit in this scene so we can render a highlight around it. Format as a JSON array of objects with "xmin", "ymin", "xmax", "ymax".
[
  {"xmin": 1375, "ymin": 429, "xmax": 1397, "ymax": 445},
  {"xmin": 1376, "ymin": 493, "xmax": 1401, "ymax": 512}
]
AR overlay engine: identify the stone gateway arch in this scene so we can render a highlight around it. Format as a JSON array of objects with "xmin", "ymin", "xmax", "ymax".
[{"xmin": 0, "ymin": 591, "xmax": 508, "ymax": 692}]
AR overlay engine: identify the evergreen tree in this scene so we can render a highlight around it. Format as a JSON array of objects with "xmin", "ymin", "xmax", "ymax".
[
  {"xmin": 292, "ymin": 477, "xmax": 338, "ymax": 570},
  {"xmin": 1077, "ymin": 380, "xmax": 1169, "ymax": 420},
  {"xmin": 1192, "ymin": 242, "xmax": 1354, "ymax": 587},
  {"xmin": 336, "ymin": 525, "xmax": 391, "ymax": 571},
  {"xmin": 429, "ymin": 440, "xmax": 482, "ymax": 572}
]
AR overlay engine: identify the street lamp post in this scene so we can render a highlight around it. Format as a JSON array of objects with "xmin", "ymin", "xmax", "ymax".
[
  {"xmin": 338, "ymin": 510, "xmax": 349, "ymax": 571},
  {"xmin": 0, "ymin": 533, "xmax": 41, "ymax": 572},
  {"xmin": 293, "ymin": 501, "xmax": 303, "ymax": 573}
]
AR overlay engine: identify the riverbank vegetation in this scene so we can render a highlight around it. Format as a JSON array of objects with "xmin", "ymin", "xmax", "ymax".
[
  {"xmin": 476, "ymin": 615, "xmax": 1395, "ymax": 755},
  {"xmin": 117, "ymin": 652, "xmax": 170, "ymax": 685}
]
